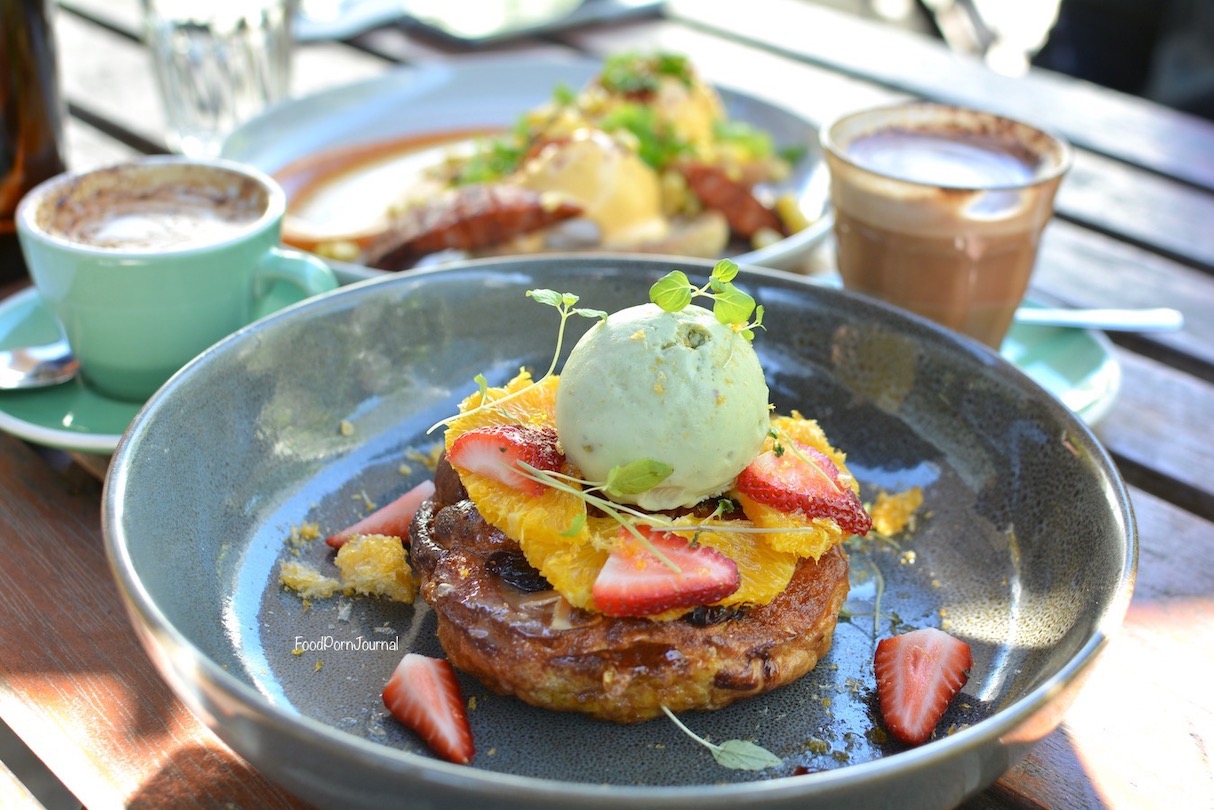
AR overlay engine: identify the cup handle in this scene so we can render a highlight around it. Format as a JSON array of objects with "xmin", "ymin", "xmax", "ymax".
[{"xmin": 252, "ymin": 246, "xmax": 339, "ymax": 319}]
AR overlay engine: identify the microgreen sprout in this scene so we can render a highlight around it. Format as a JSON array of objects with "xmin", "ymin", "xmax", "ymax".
[
  {"xmin": 516, "ymin": 460, "xmax": 682, "ymax": 572},
  {"xmin": 512, "ymin": 460, "xmax": 843, "ymax": 546},
  {"xmin": 426, "ymin": 289, "xmax": 605, "ymax": 433},
  {"xmin": 660, "ymin": 705, "xmax": 782, "ymax": 771},
  {"xmin": 649, "ymin": 259, "xmax": 765, "ymax": 340}
]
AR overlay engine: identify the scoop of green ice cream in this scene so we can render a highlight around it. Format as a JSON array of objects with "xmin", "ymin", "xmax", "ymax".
[{"xmin": 554, "ymin": 302, "xmax": 770, "ymax": 510}]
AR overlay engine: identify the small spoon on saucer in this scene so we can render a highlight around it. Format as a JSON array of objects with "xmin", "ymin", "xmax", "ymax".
[
  {"xmin": 0, "ymin": 339, "xmax": 79, "ymax": 390},
  {"xmin": 1013, "ymin": 306, "xmax": 1185, "ymax": 332}
]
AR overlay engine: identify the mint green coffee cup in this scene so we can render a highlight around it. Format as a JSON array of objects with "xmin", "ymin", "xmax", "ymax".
[{"xmin": 16, "ymin": 156, "xmax": 338, "ymax": 401}]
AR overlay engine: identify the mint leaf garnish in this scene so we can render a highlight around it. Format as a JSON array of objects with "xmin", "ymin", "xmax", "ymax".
[
  {"xmin": 605, "ymin": 459, "xmax": 674, "ymax": 497},
  {"xmin": 648, "ymin": 259, "xmax": 764, "ymax": 340},
  {"xmin": 660, "ymin": 705, "xmax": 781, "ymax": 771}
]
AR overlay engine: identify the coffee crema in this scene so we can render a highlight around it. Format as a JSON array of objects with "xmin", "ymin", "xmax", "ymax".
[{"xmin": 34, "ymin": 164, "xmax": 268, "ymax": 252}]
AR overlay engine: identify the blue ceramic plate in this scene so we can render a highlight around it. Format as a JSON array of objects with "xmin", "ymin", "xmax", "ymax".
[{"xmin": 104, "ymin": 256, "xmax": 1135, "ymax": 809}]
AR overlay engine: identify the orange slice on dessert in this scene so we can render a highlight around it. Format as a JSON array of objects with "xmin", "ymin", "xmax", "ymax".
[{"xmin": 446, "ymin": 371, "xmax": 590, "ymax": 577}]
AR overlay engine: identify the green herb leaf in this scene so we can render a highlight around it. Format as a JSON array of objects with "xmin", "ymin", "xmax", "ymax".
[
  {"xmin": 711, "ymin": 739, "xmax": 784, "ymax": 771},
  {"xmin": 605, "ymin": 459, "xmax": 674, "ymax": 496},
  {"xmin": 650, "ymin": 272, "xmax": 693, "ymax": 312},
  {"xmin": 573, "ymin": 307, "xmax": 609, "ymax": 321},
  {"xmin": 599, "ymin": 52, "xmax": 693, "ymax": 95},
  {"xmin": 551, "ymin": 82, "xmax": 576, "ymax": 106},
  {"xmin": 526, "ymin": 289, "xmax": 567, "ymax": 307},
  {"xmin": 451, "ymin": 134, "xmax": 527, "ymax": 186},
  {"xmin": 647, "ymin": 262, "xmax": 765, "ymax": 339},
  {"xmin": 713, "ymin": 119, "xmax": 776, "ymax": 159},
  {"xmin": 711, "ymin": 258, "xmax": 740, "ymax": 284},
  {"xmin": 660, "ymin": 705, "xmax": 781, "ymax": 772},
  {"xmin": 711, "ymin": 285, "xmax": 756, "ymax": 326},
  {"xmin": 779, "ymin": 143, "xmax": 809, "ymax": 165},
  {"xmin": 597, "ymin": 102, "xmax": 690, "ymax": 170}
]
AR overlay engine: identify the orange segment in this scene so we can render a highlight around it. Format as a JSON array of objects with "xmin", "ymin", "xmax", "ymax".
[
  {"xmin": 445, "ymin": 370, "xmax": 559, "ymax": 440},
  {"xmin": 733, "ymin": 491, "xmax": 849, "ymax": 560},
  {"xmin": 541, "ymin": 541, "xmax": 609, "ymax": 610},
  {"xmin": 688, "ymin": 524, "xmax": 798, "ymax": 605},
  {"xmin": 444, "ymin": 371, "xmax": 589, "ymax": 592}
]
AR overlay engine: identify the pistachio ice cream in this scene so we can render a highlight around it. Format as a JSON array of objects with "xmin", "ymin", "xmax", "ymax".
[{"xmin": 554, "ymin": 302, "xmax": 770, "ymax": 510}]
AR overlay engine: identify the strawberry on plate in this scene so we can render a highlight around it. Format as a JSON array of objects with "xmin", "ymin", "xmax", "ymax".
[
  {"xmin": 446, "ymin": 424, "xmax": 564, "ymax": 496},
  {"xmin": 326, "ymin": 480, "xmax": 435, "ymax": 548},
  {"xmin": 591, "ymin": 526, "xmax": 741, "ymax": 618},
  {"xmin": 735, "ymin": 439, "xmax": 872, "ymax": 536},
  {"xmin": 874, "ymin": 627, "xmax": 973, "ymax": 745},
  {"xmin": 382, "ymin": 653, "xmax": 475, "ymax": 765}
]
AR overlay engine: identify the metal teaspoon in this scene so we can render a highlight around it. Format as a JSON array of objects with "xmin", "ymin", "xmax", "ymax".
[
  {"xmin": 0, "ymin": 339, "xmax": 80, "ymax": 390},
  {"xmin": 1013, "ymin": 306, "xmax": 1185, "ymax": 332}
]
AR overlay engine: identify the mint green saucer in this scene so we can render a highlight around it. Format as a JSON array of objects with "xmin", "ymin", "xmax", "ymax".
[
  {"xmin": 0, "ymin": 283, "xmax": 312, "ymax": 453},
  {"xmin": 1001, "ymin": 301, "xmax": 1122, "ymax": 425}
]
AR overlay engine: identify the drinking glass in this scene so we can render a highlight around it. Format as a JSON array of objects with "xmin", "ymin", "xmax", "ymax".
[
  {"xmin": 821, "ymin": 103, "xmax": 1071, "ymax": 349},
  {"xmin": 142, "ymin": 0, "xmax": 293, "ymax": 158}
]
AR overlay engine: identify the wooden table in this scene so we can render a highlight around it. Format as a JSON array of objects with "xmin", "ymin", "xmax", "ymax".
[{"xmin": 2, "ymin": 1, "xmax": 1211, "ymax": 807}]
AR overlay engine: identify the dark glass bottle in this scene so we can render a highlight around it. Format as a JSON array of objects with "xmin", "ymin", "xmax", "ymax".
[{"xmin": 1, "ymin": 0, "xmax": 67, "ymax": 283}]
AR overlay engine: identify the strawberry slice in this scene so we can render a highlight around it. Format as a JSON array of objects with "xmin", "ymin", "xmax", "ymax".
[
  {"xmin": 735, "ymin": 440, "xmax": 872, "ymax": 536},
  {"xmin": 446, "ymin": 424, "xmax": 564, "ymax": 496},
  {"xmin": 591, "ymin": 526, "xmax": 740, "ymax": 617},
  {"xmin": 382, "ymin": 653, "xmax": 475, "ymax": 765},
  {"xmin": 874, "ymin": 627, "xmax": 973, "ymax": 745},
  {"xmin": 326, "ymin": 480, "xmax": 436, "ymax": 548}
]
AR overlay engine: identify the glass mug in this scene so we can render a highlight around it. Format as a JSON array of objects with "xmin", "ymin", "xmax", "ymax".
[{"xmin": 821, "ymin": 102, "xmax": 1072, "ymax": 349}]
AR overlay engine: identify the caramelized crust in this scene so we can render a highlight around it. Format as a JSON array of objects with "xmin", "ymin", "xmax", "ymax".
[{"xmin": 409, "ymin": 457, "xmax": 849, "ymax": 723}]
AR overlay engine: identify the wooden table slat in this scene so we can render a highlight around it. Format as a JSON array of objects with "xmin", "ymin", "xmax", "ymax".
[
  {"xmin": 0, "ymin": 435, "xmax": 303, "ymax": 809},
  {"xmin": 0, "ymin": 757, "xmax": 48, "ymax": 810}
]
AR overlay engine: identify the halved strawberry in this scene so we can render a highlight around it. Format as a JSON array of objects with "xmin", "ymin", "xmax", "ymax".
[
  {"xmin": 591, "ymin": 526, "xmax": 741, "ymax": 617},
  {"xmin": 874, "ymin": 627, "xmax": 973, "ymax": 745},
  {"xmin": 382, "ymin": 653, "xmax": 475, "ymax": 765},
  {"xmin": 446, "ymin": 424, "xmax": 564, "ymax": 496},
  {"xmin": 735, "ymin": 440, "xmax": 872, "ymax": 536},
  {"xmin": 326, "ymin": 480, "xmax": 436, "ymax": 548}
]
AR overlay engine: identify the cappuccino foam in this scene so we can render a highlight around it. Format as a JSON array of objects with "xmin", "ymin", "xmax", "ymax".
[
  {"xmin": 36, "ymin": 164, "xmax": 267, "ymax": 252},
  {"xmin": 70, "ymin": 190, "xmax": 261, "ymax": 250},
  {"xmin": 846, "ymin": 130, "xmax": 1036, "ymax": 188}
]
